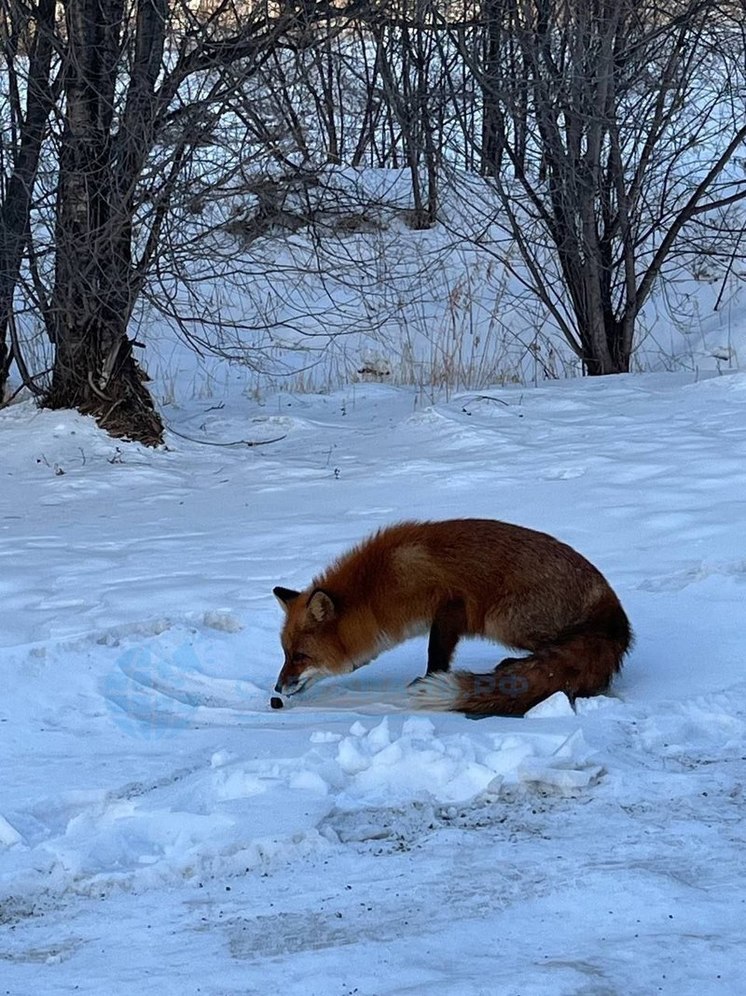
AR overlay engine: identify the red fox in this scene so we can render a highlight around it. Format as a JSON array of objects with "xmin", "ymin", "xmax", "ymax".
[{"xmin": 273, "ymin": 519, "xmax": 631, "ymax": 716}]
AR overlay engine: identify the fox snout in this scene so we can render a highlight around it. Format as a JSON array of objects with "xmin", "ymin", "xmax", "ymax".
[
  {"xmin": 274, "ymin": 677, "xmax": 306, "ymax": 696},
  {"xmin": 274, "ymin": 659, "xmax": 303, "ymax": 696},
  {"xmin": 274, "ymin": 660, "xmax": 325, "ymax": 697}
]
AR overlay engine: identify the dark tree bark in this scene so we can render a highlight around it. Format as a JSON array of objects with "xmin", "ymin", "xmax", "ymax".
[
  {"xmin": 0, "ymin": 0, "xmax": 56, "ymax": 398},
  {"xmin": 479, "ymin": 0, "xmax": 504, "ymax": 177},
  {"xmin": 43, "ymin": 0, "xmax": 165, "ymax": 444}
]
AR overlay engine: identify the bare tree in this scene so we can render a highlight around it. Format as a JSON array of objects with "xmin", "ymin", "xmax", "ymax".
[
  {"xmin": 10, "ymin": 0, "xmax": 366, "ymax": 442},
  {"xmin": 452, "ymin": 0, "xmax": 746, "ymax": 373},
  {"xmin": 40, "ymin": 0, "xmax": 162, "ymax": 441},
  {"xmin": 367, "ymin": 0, "xmax": 446, "ymax": 228},
  {"xmin": 42, "ymin": 0, "xmax": 272, "ymax": 442},
  {"xmin": 5, "ymin": 0, "xmax": 745, "ymax": 421}
]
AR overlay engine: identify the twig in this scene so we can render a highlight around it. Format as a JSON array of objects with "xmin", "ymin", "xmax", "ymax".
[
  {"xmin": 88, "ymin": 370, "xmax": 113, "ymax": 401},
  {"xmin": 165, "ymin": 425, "xmax": 287, "ymax": 448},
  {"xmin": 714, "ymin": 226, "xmax": 745, "ymax": 313}
]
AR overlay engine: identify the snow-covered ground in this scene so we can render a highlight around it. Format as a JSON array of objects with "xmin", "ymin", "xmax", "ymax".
[{"xmin": 2, "ymin": 367, "xmax": 746, "ymax": 994}]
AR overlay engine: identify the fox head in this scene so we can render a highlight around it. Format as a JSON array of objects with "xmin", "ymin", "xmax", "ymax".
[{"xmin": 273, "ymin": 586, "xmax": 353, "ymax": 696}]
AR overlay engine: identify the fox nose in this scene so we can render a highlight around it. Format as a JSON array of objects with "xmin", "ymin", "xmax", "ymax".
[{"xmin": 274, "ymin": 680, "xmax": 283, "ymax": 693}]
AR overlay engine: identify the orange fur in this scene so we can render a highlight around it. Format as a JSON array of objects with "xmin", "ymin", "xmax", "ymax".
[{"xmin": 273, "ymin": 519, "xmax": 631, "ymax": 715}]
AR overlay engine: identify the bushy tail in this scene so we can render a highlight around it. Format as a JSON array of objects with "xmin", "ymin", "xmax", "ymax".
[{"xmin": 410, "ymin": 593, "xmax": 632, "ymax": 717}]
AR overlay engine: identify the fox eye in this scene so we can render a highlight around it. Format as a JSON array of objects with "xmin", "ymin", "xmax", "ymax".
[{"xmin": 292, "ymin": 652, "xmax": 309, "ymax": 664}]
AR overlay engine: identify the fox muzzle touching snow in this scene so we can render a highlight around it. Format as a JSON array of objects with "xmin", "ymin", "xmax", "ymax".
[{"xmin": 272, "ymin": 519, "xmax": 632, "ymax": 716}]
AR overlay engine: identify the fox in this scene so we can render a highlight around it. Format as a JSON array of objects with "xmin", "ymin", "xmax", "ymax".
[{"xmin": 272, "ymin": 519, "xmax": 631, "ymax": 716}]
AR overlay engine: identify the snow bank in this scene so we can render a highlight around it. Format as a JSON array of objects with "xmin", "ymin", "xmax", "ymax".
[{"xmin": 0, "ymin": 714, "xmax": 600, "ymax": 902}]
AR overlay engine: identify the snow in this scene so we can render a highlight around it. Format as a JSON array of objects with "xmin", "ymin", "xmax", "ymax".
[{"xmin": 1, "ymin": 368, "xmax": 746, "ymax": 993}]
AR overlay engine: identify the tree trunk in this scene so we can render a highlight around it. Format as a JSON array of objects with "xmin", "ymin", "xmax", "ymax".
[
  {"xmin": 43, "ymin": 0, "xmax": 163, "ymax": 444},
  {"xmin": 0, "ymin": 0, "xmax": 56, "ymax": 398},
  {"xmin": 480, "ymin": 0, "xmax": 504, "ymax": 177}
]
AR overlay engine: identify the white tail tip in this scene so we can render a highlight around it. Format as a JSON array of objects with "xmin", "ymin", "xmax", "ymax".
[{"xmin": 408, "ymin": 671, "xmax": 462, "ymax": 711}]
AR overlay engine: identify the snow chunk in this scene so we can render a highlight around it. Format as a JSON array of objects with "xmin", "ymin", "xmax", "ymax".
[
  {"xmin": 336, "ymin": 738, "xmax": 371, "ymax": 775},
  {"xmin": 525, "ymin": 691, "xmax": 575, "ymax": 718},
  {"xmin": 574, "ymin": 694, "xmax": 618, "ymax": 714},
  {"xmin": 310, "ymin": 731, "xmax": 342, "ymax": 744},
  {"xmin": 325, "ymin": 720, "xmax": 601, "ymax": 807},
  {"xmin": 0, "ymin": 815, "xmax": 22, "ymax": 848},
  {"xmin": 201, "ymin": 611, "xmax": 243, "ymax": 633},
  {"xmin": 401, "ymin": 716, "xmax": 435, "ymax": 739},
  {"xmin": 288, "ymin": 771, "xmax": 328, "ymax": 795},
  {"xmin": 365, "ymin": 717, "xmax": 391, "ymax": 752}
]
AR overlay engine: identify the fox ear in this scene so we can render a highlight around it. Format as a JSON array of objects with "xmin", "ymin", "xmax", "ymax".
[
  {"xmin": 307, "ymin": 588, "xmax": 336, "ymax": 623},
  {"xmin": 273, "ymin": 586, "xmax": 301, "ymax": 611}
]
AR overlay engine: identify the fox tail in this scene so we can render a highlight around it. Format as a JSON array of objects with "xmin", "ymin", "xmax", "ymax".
[{"xmin": 410, "ymin": 593, "xmax": 632, "ymax": 717}]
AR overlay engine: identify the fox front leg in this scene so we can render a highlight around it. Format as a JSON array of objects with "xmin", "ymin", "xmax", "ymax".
[{"xmin": 426, "ymin": 599, "xmax": 467, "ymax": 675}]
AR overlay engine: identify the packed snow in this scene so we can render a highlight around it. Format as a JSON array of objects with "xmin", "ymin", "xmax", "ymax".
[{"xmin": 1, "ymin": 364, "xmax": 745, "ymax": 993}]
